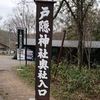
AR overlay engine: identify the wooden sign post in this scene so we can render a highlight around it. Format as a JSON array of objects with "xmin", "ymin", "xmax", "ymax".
[{"xmin": 35, "ymin": 0, "xmax": 55, "ymax": 100}]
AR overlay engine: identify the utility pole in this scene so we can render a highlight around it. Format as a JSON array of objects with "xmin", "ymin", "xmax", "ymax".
[
  {"xmin": 8, "ymin": 24, "xmax": 12, "ymax": 54},
  {"xmin": 17, "ymin": 0, "xmax": 34, "ymax": 66}
]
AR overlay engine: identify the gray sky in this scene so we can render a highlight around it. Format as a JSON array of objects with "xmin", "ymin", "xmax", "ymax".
[
  {"xmin": 0, "ymin": 0, "xmax": 18, "ymax": 25},
  {"xmin": 0, "ymin": 0, "xmax": 35, "ymax": 26}
]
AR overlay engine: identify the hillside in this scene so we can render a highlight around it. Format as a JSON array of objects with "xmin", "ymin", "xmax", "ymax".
[
  {"xmin": 27, "ymin": 32, "xmax": 66, "ymax": 40},
  {"xmin": 0, "ymin": 30, "xmax": 8, "ymax": 45},
  {"xmin": 0, "ymin": 30, "xmax": 17, "ymax": 50},
  {"xmin": 0, "ymin": 30, "xmax": 68, "ymax": 50}
]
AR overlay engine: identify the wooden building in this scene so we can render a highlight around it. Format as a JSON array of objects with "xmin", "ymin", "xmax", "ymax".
[
  {"xmin": 0, "ymin": 43, "xmax": 9, "ymax": 54},
  {"xmin": 22, "ymin": 39, "xmax": 100, "ymax": 64}
]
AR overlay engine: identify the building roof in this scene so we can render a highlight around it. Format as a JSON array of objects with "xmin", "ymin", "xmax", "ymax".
[
  {"xmin": 0, "ymin": 43, "xmax": 9, "ymax": 48},
  {"xmin": 24, "ymin": 38, "xmax": 100, "ymax": 48},
  {"xmin": 0, "ymin": 43, "xmax": 8, "ymax": 49}
]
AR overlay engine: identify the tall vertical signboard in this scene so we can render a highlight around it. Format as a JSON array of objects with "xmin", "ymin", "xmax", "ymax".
[
  {"xmin": 35, "ymin": 0, "xmax": 55, "ymax": 100},
  {"xmin": 17, "ymin": 28, "xmax": 24, "ymax": 60},
  {"xmin": 17, "ymin": 28, "xmax": 24, "ymax": 49}
]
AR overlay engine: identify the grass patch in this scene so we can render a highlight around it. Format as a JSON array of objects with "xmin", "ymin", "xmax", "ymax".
[
  {"xmin": 13, "ymin": 61, "xmax": 100, "ymax": 100},
  {"xmin": 13, "ymin": 62, "xmax": 35, "ymax": 87},
  {"xmin": 0, "ymin": 90, "xmax": 3, "ymax": 95},
  {"xmin": 51, "ymin": 63, "xmax": 100, "ymax": 100},
  {"xmin": 0, "ymin": 90, "xmax": 7, "ymax": 100}
]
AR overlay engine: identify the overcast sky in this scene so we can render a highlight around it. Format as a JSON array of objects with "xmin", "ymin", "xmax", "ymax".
[
  {"xmin": 0, "ymin": 0, "xmax": 35, "ymax": 26},
  {"xmin": 0, "ymin": 0, "xmax": 18, "ymax": 25}
]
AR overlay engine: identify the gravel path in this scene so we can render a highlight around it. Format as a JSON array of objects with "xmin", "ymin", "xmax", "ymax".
[
  {"xmin": 0, "ymin": 70, "xmax": 35, "ymax": 100},
  {"xmin": 0, "ymin": 55, "xmax": 55, "ymax": 100},
  {"xmin": 0, "ymin": 96, "xmax": 4, "ymax": 100},
  {"xmin": 0, "ymin": 55, "xmax": 25, "ymax": 70}
]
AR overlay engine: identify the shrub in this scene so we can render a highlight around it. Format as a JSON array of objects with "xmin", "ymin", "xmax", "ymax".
[{"xmin": 51, "ymin": 62, "xmax": 100, "ymax": 99}]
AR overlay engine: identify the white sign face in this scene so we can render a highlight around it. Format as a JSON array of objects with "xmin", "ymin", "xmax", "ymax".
[{"xmin": 17, "ymin": 49, "xmax": 25, "ymax": 60}]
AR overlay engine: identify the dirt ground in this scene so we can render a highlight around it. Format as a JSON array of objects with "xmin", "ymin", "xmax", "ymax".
[
  {"xmin": 0, "ymin": 69, "xmax": 35, "ymax": 100},
  {"xmin": 0, "ymin": 56, "xmax": 55, "ymax": 100}
]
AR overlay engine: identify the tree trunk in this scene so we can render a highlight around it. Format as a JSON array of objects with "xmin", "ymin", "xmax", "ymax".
[
  {"xmin": 78, "ymin": 25, "xmax": 83, "ymax": 71},
  {"xmin": 77, "ymin": 0, "xmax": 84, "ymax": 71},
  {"xmin": 88, "ymin": 51, "xmax": 91, "ymax": 69}
]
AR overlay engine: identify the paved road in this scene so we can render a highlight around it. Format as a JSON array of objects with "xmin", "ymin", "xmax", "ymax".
[
  {"xmin": 0, "ymin": 55, "xmax": 25, "ymax": 70},
  {"xmin": 0, "ymin": 55, "xmax": 25, "ymax": 100},
  {"xmin": 0, "ymin": 96, "xmax": 4, "ymax": 100}
]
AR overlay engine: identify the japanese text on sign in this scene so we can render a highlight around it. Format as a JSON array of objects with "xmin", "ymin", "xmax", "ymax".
[{"xmin": 37, "ymin": 6, "xmax": 50, "ymax": 96}]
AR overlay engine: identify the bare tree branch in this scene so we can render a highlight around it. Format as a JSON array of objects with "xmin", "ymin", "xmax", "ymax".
[
  {"xmin": 64, "ymin": 0, "xmax": 77, "ymax": 22},
  {"xmin": 82, "ymin": 3, "xmax": 92, "ymax": 23},
  {"xmin": 53, "ymin": 0, "xmax": 64, "ymax": 20},
  {"xmin": 72, "ymin": 0, "xmax": 77, "ymax": 6}
]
